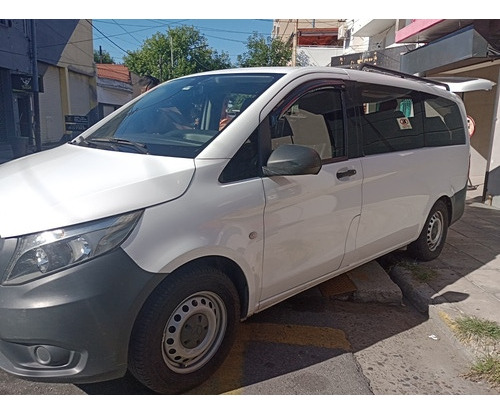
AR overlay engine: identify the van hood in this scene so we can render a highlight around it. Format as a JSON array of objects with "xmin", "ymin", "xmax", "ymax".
[{"xmin": 0, "ymin": 145, "xmax": 195, "ymax": 238}]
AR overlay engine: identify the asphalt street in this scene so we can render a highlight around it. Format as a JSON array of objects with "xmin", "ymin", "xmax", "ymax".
[{"xmin": 0, "ymin": 274, "xmax": 496, "ymax": 395}]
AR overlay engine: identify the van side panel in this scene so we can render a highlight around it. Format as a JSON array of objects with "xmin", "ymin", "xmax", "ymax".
[
  {"xmin": 121, "ymin": 159, "xmax": 265, "ymax": 315},
  {"xmin": 356, "ymin": 146, "xmax": 468, "ymax": 261},
  {"xmin": 351, "ymin": 80, "xmax": 469, "ymax": 261}
]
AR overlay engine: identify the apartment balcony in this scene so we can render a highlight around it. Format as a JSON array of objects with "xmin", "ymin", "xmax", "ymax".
[{"xmin": 350, "ymin": 19, "xmax": 395, "ymax": 37}]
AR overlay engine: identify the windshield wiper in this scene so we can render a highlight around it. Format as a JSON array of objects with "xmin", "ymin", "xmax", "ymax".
[{"xmin": 80, "ymin": 137, "xmax": 150, "ymax": 154}]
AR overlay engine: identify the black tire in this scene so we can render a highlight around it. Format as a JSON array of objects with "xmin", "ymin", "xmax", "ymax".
[
  {"xmin": 407, "ymin": 200, "xmax": 449, "ymax": 262},
  {"xmin": 128, "ymin": 265, "xmax": 240, "ymax": 394}
]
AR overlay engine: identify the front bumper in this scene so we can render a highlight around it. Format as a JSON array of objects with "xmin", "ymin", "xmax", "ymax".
[{"xmin": 0, "ymin": 248, "xmax": 162, "ymax": 384}]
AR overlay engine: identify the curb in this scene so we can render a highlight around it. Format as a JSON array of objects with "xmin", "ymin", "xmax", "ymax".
[
  {"xmin": 388, "ymin": 265, "xmax": 437, "ymax": 314},
  {"xmin": 347, "ymin": 261, "xmax": 403, "ymax": 305},
  {"xmin": 388, "ymin": 264, "xmax": 492, "ymax": 365},
  {"xmin": 319, "ymin": 261, "xmax": 403, "ymax": 305}
]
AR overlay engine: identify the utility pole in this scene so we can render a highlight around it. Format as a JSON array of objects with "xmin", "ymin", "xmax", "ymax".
[
  {"xmin": 291, "ymin": 19, "xmax": 298, "ymax": 67},
  {"xmin": 30, "ymin": 19, "xmax": 41, "ymax": 152},
  {"xmin": 159, "ymin": 54, "xmax": 163, "ymax": 82},
  {"xmin": 170, "ymin": 35, "xmax": 174, "ymax": 69},
  {"xmin": 168, "ymin": 28, "xmax": 174, "ymax": 80}
]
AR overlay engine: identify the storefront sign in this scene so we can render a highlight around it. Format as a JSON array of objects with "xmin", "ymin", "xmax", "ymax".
[
  {"xmin": 11, "ymin": 74, "xmax": 44, "ymax": 92},
  {"xmin": 65, "ymin": 115, "xmax": 88, "ymax": 132},
  {"xmin": 65, "ymin": 115, "xmax": 88, "ymax": 124},
  {"xmin": 65, "ymin": 123, "xmax": 88, "ymax": 132},
  {"xmin": 330, "ymin": 46, "xmax": 416, "ymax": 70}
]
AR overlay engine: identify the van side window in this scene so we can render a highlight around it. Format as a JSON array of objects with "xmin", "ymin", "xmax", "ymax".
[
  {"xmin": 422, "ymin": 94, "xmax": 466, "ymax": 146},
  {"xmin": 270, "ymin": 88, "xmax": 345, "ymax": 161},
  {"xmin": 355, "ymin": 83, "xmax": 424, "ymax": 155}
]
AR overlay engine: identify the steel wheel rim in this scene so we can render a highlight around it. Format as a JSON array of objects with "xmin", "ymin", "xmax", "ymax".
[
  {"xmin": 162, "ymin": 291, "xmax": 227, "ymax": 374},
  {"xmin": 426, "ymin": 210, "xmax": 444, "ymax": 252}
]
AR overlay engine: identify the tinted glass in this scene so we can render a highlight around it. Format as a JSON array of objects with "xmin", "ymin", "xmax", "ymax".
[
  {"xmin": 422, "ymin": 94, "xmax": 466, "ymax": 146},
  {"xmin": 354, "ymin": 83, "xmax": 424, "ymax": 155},
  {"xmin": 219, "ymin": 129, "xmax": 260, "ymax": 183},
  {"xmin": 77, "ymin": 73, "xmax": 283, "ymax": 158},
  {"xmin": 270, "ymin": 88, "xmax": 345, "ymax": 161},
  {"xmin": 354, "ymin": 83, "xmax": 466, "ymax": 155}
]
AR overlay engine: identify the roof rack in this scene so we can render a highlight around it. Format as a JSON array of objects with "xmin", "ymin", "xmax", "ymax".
[{"xmin": 358, "ymin": 63, "xmax": 450, "ymax": 91}]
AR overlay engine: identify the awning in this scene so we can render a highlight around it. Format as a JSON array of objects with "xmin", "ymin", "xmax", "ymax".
[
  {"xmin": 331, "ymin": 45, "xmax": 416, "ymax": 71},
  {"xmin": 401, "ymin": 25, "xmax": 500, "ymax": 76}
]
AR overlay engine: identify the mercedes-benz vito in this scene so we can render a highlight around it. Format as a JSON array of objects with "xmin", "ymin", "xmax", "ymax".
[{"xmin": 0, "ymin": 66, "xmax": 470, "ymax": 393}]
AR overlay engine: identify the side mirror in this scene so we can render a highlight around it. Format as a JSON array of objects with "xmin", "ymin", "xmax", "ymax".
[{"xmin": 263, "ymin": 144, "xmax": 322, "ymax": 177}]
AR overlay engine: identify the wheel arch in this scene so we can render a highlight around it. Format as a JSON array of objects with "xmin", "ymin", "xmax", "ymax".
[
  {"xmin": 169, "ymin": 256, "xmax": 250, "ymax": 320},
  {"xmin": 438, "ymin": 195, "xmax": 453, "ymax": 226},
  {"xmin": 408, "ymin": 196, "xmax": 451, "ymax": 261},
  {"xmin": 127, "ymin": 256, "xmax": 245, "ymax": 393}
]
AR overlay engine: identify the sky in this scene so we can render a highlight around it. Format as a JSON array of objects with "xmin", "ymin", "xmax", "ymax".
[
  {"xmin": 91, "ymin": 19, "xmax": 275, "ymax": 65},
  {"xmin": 13, "ymin": 0, "xmax": 487, "ymax": 67}
]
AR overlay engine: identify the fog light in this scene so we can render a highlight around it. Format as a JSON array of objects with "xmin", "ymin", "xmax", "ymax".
[
  {"xmin": 34, "ymin": 345, "xmax": 71, "ymax": 366},
  {"xmin": 34, "ymin": 346, "xmax": 51, "ymax": 365}
]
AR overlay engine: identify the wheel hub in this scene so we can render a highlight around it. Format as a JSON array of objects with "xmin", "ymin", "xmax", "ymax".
[
  {"xmin": 162, "ymin": 292, "xmax": 227, "ymax": 374},
  {"xmin": 426, "ymin": 211, "xmax": 444, "ymax": 251},
  {"xmin": 180, "ymin": 313, "xmax": 209, "ymax": 349}
]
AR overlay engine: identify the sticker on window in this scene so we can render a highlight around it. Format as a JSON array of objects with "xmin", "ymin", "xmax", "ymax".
[{"xmin": 397, "ymin": 117, "xmax": 412, "ymax": 130}]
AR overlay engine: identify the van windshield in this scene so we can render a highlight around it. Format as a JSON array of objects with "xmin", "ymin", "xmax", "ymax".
[{"xmin": 75, "ymin": 73, "xmax": 283, "ymax": 158}]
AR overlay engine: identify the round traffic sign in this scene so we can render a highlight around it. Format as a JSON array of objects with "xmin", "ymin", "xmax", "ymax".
[{"xmin": 467, "ymin": 115, "xmax": 476, "ymax": 137}]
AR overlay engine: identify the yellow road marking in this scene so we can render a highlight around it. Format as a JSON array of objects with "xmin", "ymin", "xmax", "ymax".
[
  {"xmin": 240, "ymin": 323, "xmax": 351, "ymax": 350},
  {"xmin": 188, "ymin": 322, "xmax": 350, "ymax": 394}
]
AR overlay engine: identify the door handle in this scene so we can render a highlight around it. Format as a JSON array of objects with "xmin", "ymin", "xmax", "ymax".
[{"xmin": 336, "ymin": 168, "xmax": 357, "ymax": 179}]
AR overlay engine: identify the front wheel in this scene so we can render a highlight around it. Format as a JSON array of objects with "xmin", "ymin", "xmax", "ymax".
[
  {"xmin": 407, "ymin": 200, "xmax": 449, "ymax": 261},
  {"xmin": 128, "ymin": 266, "xmax": 240, "ymax": 394}
]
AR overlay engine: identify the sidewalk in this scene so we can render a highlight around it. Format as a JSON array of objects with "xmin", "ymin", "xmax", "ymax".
[
  {"xmin": 394, "ymin": 190, "xmax": 500, "ymax": 321},
  {"xmin": 385, "ymin": 188, "xmax": 500, "ymax": 362}
]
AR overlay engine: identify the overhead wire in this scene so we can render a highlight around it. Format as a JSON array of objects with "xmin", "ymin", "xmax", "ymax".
[
  {"xmin": 0, "ymin": 46, "xmax": 134, "ymax": 75},
  {"xmin": 93, "ymin": 19, "xmax": 273, "ymax": 61},
  {"xmin": 111, "ymin": 19, "xmax": 143, "ymax": 45},
  {"xmin": 37, "ymin": 20, "xmax": 96, "ymax": 64},
  {"xmin": 88, "ymin": 19, "xmax": 130, "ymax": 56},
  {"xmin": 6, "ymin": 19, "xmax": 350, "ymax": 69},
  {"xmin": 24, "ymin": 19, "xmax": 274, "ymax": 64}
]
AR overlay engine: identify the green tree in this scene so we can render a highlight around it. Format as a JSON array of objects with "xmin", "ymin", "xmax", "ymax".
[
  {"xmin": 123, "ymin": 26, "xmax": 232, "ymax": 82},
  {"xmin": 94, "ymin": 49, "xmax": 115, "ymax": 64},
  {"xmin": 237, "ymin": 33, "xmax": 292, "ymax": 67}
]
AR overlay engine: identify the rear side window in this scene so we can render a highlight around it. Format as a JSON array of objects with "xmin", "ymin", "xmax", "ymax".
[
  {"xmin": 354, "ymin": 83, "xmax": 424, "ymax": 155},
  {"xmin": 354, "ymin": 82, "xmax": 466, "ymax": 155},
  {"xmin": 422, "ymin": 94, "xmax": 466, "ymax": 146}
]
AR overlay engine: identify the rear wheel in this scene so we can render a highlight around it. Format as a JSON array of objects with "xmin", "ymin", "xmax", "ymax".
[
  {"xmin": 407, "ymin": 200, "xmax": 449, "ymax": 261},
  {"xmin": 128, "ymin": 265, "xmax": 240, "ymax": 394}
]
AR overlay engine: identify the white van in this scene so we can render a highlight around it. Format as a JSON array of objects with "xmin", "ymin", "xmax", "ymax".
[{"xmin": 0, "ymin": 66, "xmax": 470, "ymax": 393}]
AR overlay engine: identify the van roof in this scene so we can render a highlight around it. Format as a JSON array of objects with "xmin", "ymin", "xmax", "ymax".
[
  {"xmin": 427, "ymin": 77, "xmax": 496, "ymax": 93},
  {"xmin": 182, "ymin": 66, "xmax": 463, "ymax": 99}
]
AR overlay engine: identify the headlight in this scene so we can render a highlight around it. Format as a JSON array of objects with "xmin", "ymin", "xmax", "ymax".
[{"xmin": 3, "ymin": 210, "xmax": 143, "ymax": 285}]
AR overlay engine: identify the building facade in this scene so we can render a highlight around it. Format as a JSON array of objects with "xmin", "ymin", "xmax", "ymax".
[
  {"xmin": 0, "ymin": 19, "xmax": 96, "ymax": 163},
  {"xmin": 0, "ymin": 19, "xmax": 35, "ymax": 163},
  {"xmin": 330, "ymin": 19, "xmax": 500, "ymax": 206},
  {"xmin": 96, "ymin": 64, "xmax": 139, "ymax": 119},
  {"xmin": 396, "ymin": 20, "xmax": 499, "ymax": 206},
  {"xmin": 273, "ymin": 19, "xmax": 345, "ymax": 66}
]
